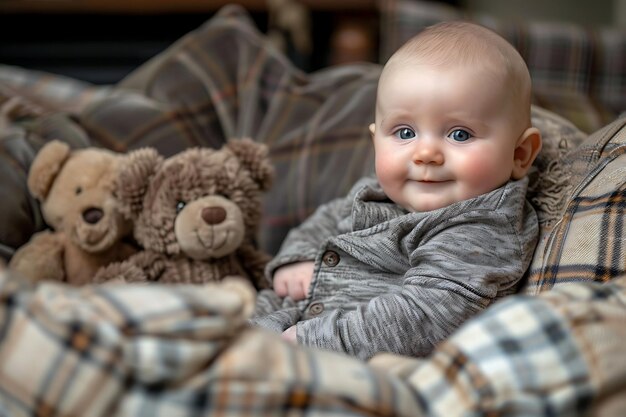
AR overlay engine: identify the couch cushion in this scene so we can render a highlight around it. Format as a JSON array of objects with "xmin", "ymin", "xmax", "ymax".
[{"xmin": 525, "ymin": 114, "xmax": 626, "ymax": 293}]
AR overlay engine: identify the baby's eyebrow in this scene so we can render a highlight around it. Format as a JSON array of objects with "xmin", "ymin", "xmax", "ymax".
[
  {"xmin": 445, "ymin": 115, "xmax": 489, "ymax": 130},
  {"xmin": 380, "ymin": 111, "xmax": 413, "ymax": 126}
]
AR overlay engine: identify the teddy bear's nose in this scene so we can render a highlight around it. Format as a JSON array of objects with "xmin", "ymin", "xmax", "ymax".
[
  {"xmin": 82, "ymin": 207, "xmax": 104, "ymax": 224},
  {"xmin": 202, "ymin": 206, "xmax": 227, "ymax": 225}
]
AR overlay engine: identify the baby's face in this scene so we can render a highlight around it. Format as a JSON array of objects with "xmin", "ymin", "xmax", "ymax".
[{"xmin": 372, "ymin": 63, "xmax": 525, "ymax": 212}]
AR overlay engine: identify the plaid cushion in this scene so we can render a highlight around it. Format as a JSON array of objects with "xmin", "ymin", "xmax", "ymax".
[
  {"xmin": 379, "ymin": 0, "xmax": 625, "ymax": 133},
  {"xmin": 526, "ymin": 114, "xmax": 626, "ymax": 293},
  {"xmin": 0, "ymin": 65, "xmax": 110, "ymax": 115}
]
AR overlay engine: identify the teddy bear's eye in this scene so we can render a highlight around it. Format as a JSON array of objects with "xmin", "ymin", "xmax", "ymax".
[
  {"xmin": 176, "ymin": 201, "xmax": 186, "ymax": 214},
  {"xmin": 75, "ymin": 186, "xmax": 82, "ymax": 195}
]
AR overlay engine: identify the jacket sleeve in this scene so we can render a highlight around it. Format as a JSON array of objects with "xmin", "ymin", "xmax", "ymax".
[
  {"xmin": 264, "ymin": 195, "xmax": 352, "ymax": 279},
  {"xmin": 297, "ymin": 208, "xmax": 538, "ymax": 360}
]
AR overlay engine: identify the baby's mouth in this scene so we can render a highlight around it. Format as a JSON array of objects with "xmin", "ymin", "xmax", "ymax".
[{"xmin": 414, "ymin": 179, "xmax": 451, "ymax": 184}]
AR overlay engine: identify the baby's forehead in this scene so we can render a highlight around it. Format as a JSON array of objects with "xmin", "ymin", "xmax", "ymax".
[
  {"xmin": 377, "ymin": 58, "xmax": 528, "ymax": 128},
  {"xmin": 380, "ymin": 53, "xmax": 511, "ymax": 93},
  {"xmin": 389, "ymin": 42, "xmax": 505, "ymax": 74},
  {"xmin": 384, "ymin": 33, "xmax": 529, "ymax": 94}
]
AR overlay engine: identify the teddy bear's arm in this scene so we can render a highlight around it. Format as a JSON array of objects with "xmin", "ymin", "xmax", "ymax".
[
  {"xmin": 9, "ymin": 230, "xmax": 66, "ymax": 283},
  {"xmin": 94, "ymin": 250, "xmax": 168, "ymax": 284},
  {"xmin": 237, "ymin": 243, "xmax": 272, "ymax": 290},
  {"xmin": 130, "ymin": 251, "xmax": 169, "ymax": 282}
]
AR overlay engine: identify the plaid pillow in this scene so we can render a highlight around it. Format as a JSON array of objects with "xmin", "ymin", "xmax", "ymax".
[{"xmin": 525, "ymin": 114, "xmax": 626, "ymax": 293}]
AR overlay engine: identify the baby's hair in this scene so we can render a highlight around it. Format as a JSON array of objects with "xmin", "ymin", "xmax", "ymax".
[{"xmin": 385, "ymin": 21, "xmax": 533, "ymax": 128}]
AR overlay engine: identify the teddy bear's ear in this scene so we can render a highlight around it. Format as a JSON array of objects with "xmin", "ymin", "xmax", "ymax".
[
  {"xmin": 27, "ymin": 140, "xmax": 71, "ymax": 201},
  {"xmin": 115, "ymin": 147, "xmax": 163, "ymax": 219},
  {"xmin": 225, "ymin": 138, "xmax": 275, "ymax": 191}
]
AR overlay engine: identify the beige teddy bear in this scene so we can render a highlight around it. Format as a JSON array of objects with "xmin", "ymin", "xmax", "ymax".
[
  {"xmin": 9, "ymin": 140, "xmax": 137, "ymax": 285},
  {"xmin": 94, "ymin": 138, "xmax": 274, "ymax": 289}
]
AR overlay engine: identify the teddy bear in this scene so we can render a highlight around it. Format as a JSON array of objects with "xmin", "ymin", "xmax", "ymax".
[
  {"xmin": 8, "ymin": 140, "xmax": 137, "ymax": 285},
  {"xmin": 94, "ymin": 138, "xmax": 274, "ymax": 290}
]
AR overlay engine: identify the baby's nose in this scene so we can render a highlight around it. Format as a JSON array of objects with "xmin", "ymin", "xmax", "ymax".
[
  {"xmin": 202, "ymin": 206, "xmax": 227, "ymax": 225},
  {"xmin": 413, "ymin": 142, "xmax": 444, "ymax": 165}
]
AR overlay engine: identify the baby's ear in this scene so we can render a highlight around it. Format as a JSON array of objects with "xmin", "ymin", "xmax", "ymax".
[
  {"xmin": 369, "ymin": 123, "xmax": 376, "ymax": 138},
  {"xmin": 512, "ymin": 127, "xmax": 542, "ymax": 179}
]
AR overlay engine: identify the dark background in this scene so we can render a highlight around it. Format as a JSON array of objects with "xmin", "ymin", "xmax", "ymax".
[{"xmin": 0, "ymin": 3, "xmax": 382, "ymax": 85}]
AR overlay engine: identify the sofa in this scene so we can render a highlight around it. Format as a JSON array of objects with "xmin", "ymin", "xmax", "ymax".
[{"xmin": 0, "ymin": 3, "xmax": 625, "ymax": 416}]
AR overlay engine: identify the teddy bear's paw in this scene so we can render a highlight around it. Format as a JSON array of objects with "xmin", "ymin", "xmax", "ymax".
[
  {"xmin": 94, "ymin": 261, "xmax": 148, "ymax": 284},
  {"xmin": 8, "ymin": 231, "xmax": 66, "ymax": 283},
  {"xmin": 219, "ymin": 276, "xmax": 257, "ymax": 318},
  {"xmin": 98, "ymin": 276, "xmax": 128, "ymax": 285},
  {"xmin": 93, "ymin": 263, "xmax": 126, "ymax": 284}
]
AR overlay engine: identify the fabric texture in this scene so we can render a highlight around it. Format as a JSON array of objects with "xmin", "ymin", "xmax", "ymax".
[
  {"xmin": 0, "ymin": 272, "xmax": 257, "ymax": 417},
  {"xmin": 379, "ymin": 0, "xmax": 625, "ymax": 133},
  {"xmin": 253, "ymin": 177, "xmax": 538, "ymax": 360}
]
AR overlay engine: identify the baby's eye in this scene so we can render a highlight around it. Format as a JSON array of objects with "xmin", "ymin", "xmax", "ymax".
[
  {"xmin": 175, "ymin": 201, "xmax": 186, "ymax": 214},
  {"xmin": 448, "ymin": 129, "xmax": 472, "ymax": 142},
  {"xmin": 394, "ymin": 128, "xmax": 416, "ymax": 140}
]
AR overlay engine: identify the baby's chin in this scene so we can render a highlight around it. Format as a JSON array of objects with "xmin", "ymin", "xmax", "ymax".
[
  {"xmin": 396, "ymin": 197, "xmax": 449, "ymax": 213},
  {"xmin": 399, "ymin": 192, "xmax": 483, "ymax": 213}
]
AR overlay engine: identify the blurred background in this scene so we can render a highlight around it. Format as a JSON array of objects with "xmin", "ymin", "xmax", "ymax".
[{"xmin": 0, "ymin": 0, "xmax": 624, "ymax": 85}]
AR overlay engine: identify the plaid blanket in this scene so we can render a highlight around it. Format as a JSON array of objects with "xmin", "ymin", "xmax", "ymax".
[{"xmin": 1, "ymin": 270, "xmax": 625, "ymax": 416}]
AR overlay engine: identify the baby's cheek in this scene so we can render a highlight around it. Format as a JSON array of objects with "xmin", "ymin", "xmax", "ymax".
[
  {"xmin": 462, "ymin": 155, "xmax": 510, "ymax": 189},
  {"xmin": 375, "ymin": 156, "xmax": 399, "ymax": 182}
]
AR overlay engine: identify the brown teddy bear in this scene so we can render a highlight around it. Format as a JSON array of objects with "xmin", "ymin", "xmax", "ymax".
[
  {"xmin": 9, "ymin": 140, "xmax": 137, "ymax": 285},
  {"xmin": 94, "ymin": 138, "xmax": 274, "ymax": 289}
]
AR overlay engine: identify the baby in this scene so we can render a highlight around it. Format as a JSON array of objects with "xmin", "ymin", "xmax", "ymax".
[{"xmin": 251, "ymin": 21, "xmax": 543, "ymax": 360}]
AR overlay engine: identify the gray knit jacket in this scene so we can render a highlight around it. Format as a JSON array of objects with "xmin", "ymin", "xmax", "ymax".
[{"xmin": 252, "ymin": 176, "xmax": 538, "ymax": 360}]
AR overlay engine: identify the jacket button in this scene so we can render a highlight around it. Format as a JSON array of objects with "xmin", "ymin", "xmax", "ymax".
[
  {"xmin": 309, "ymin": 302, "xmax": 324, "ymax": 315},
  {"xmin": 322, "ymin": 250, "xmax": 339, "ymax": 267}
]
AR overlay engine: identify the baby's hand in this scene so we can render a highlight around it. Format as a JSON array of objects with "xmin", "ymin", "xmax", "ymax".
[
  {"xmin": 281, "ymin": 325, "xmax": 298, "ymax": 343},
  {"xmin": 273, "ymin": 261, "xmax": 314, "ymax": 300}
]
